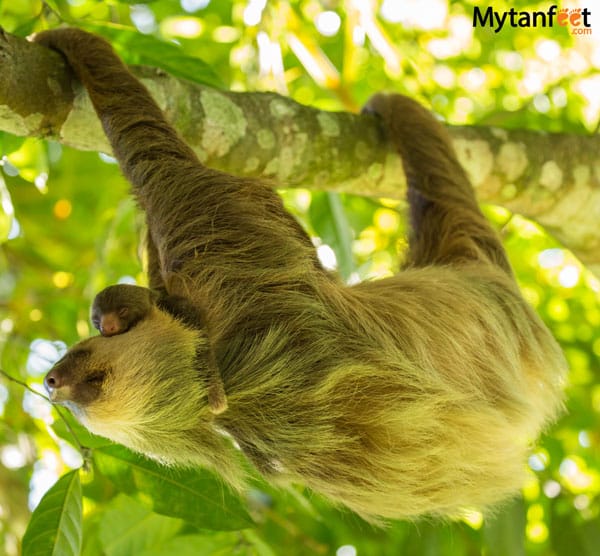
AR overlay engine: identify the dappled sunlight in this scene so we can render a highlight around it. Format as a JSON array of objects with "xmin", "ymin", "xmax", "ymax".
[
  {"xmin": 181, "ymin": 0, "xmax": 210, "ymax": 12},
  {"xmin": 461, "ymin": 509, "xmax": 483, "ymax": 529},
  {"xmin": 543, "ymin": 480, "xmax": 561, "ymax": 499},
  {"xmin": 315, "ymin": 11, "xmax": 341, "ymax": 37},
  {"xmin": 52, "ymin": 272, "xmax": 74, "ymax": 289},
  {"xmin": 26, "ymin": 339, "xmax": 65, "ymax": 377},
  {"xmin": 22, "ymin": 387, "xmax": 52, "ymax": 422},
  {"xmin": 316, "ymin": 243, "xmax": 337, "ymax": 270},
  {"xmin": 529, "ymin": 451, "xmax": 549, "ymax": 472},
  {"xmin": 559, "ymin": 457, "xmax": 597, "ymax": 493},
  {"xmin": 161, "ymin": 16, "xmax": 204, "ymax": 38},
  {"xmin": 53, "ymin": 199, "xmax": 72, "ymax": 220},
  {"xmin": 131, "ymin": 4, "xmax": 157, "ymax": 34},
  {"xmin": 526, "ymin": 519, "xmax": 549, "ymax": 544},
  {"xmin": 380, "ymin": 0, "xmax": 448, "ymax": 29},
  {"xmin": 0, "ymin": 1, "xmax": 599, "ymax": 554},
  {"xmin": 559, "ymin": 265, "xmax": 580, "ymax": 288},
  {"xmin": 336, "ymin": 545, "xmax": 357, "ymax": 556},
  {"xmin": 1, "ymin": 444, "xmax": 27, "ymax": 469},
  {"xmin": 28, "ymin": 450, "xmax": 61, "ymax": 510},
  {"xmin": 0, "ymin": 384, "xmax": 7, "ymax": 416}
]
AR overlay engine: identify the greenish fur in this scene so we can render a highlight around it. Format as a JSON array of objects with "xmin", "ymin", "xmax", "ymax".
[{"xmin": 37, "ymin": 29, "xmax": 567, "ymax": 522}]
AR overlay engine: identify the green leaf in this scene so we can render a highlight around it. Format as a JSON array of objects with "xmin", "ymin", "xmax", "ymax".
[
  {"xmin": 483, "ymin": 497, "xmax": 526, "ymax": 556},
  {"xmin": 310, "ymin": 192, "xmax": 354, "ymax": 280},
  {"xmin": 98, "ymin": 495, "xmax": 182, "ymax": 556},
  {"xmin": 0, "ymin": 219, "xmax": 10, "ymax": 242},
  {"xmin": 243, "ymin": 530, "xmax": 278, "ymax": 556},
  {"xmin": 81, "ymin": 24, "xmax": 224, "ymax": 89},
  {"xmin": 0, "ymin": 131, "xmax": 26, "ymax": 155},
  {"xmin": 138, "ymin": 533, "xmax": 241, "ymax": 556},
  {"xmin": 94, "ymin": 445, "xmax": 252, "ymax": 531},
  {"xmin": 22, "ymin": 470, "xmax": 83, "ymax": 556},
  {"xmin": 11, "ymin": 18, "xmax": 40, "ymax": 37},
  {"xmin": 41, "ymin": 0, "xmax": 61, "ymax": 14}
]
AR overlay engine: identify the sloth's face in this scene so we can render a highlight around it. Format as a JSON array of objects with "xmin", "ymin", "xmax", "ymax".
[
  {"xmin": 44, "ymin": 345, "xmax": 108, "ymax": 415},
  {"xmin": 43, "ymin": 313, "xmax": 208, "ymax": 452}
]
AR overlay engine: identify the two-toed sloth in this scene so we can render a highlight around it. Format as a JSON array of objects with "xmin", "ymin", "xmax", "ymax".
[{"xmin": 37, "ymin": 28, "xmax": 566, "ymax": 521}]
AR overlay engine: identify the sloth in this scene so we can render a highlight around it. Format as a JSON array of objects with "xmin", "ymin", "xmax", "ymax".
[
  {"xmin": 92, "ymin": 283, "xmax": 202, "ymax": 338},
  {"xmin": 91, "ymin": 284, "xmax": 158, "ymax": 337},
  {"xmin": 37, "ymin": 28, "xmax": 566, "ymax": 521}
]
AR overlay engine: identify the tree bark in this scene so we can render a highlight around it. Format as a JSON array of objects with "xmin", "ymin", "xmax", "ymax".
[{"xmin": 1, "ymin": 30, "xmax": 599, "ymax": 274}]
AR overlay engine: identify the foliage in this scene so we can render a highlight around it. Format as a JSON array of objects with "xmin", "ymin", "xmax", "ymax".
[
  {"xmin": 0, "ymin": 1, "xmax": 599, "ymax": 555},
  {"xmin": 21, "ymin": 470, "xmax": 82, "ymax": 556}
]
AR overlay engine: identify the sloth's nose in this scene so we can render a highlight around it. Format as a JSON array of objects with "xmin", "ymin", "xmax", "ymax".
[{"xmin": 44, "ymin": 368, "xmax": 63, "ymax": 391}]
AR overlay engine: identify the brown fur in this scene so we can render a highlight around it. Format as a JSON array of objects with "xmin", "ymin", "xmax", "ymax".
[
  {"xmin": 91, "ymin": 284, "xmax": 157, "ymax": 336},
  {"xmin": 37, "ymin": 28, "xmax": 567, "ymax": 522}
]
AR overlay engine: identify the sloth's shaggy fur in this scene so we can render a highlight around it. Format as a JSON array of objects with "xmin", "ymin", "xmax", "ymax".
[{"xmin": 39, "ymin": 28, "xmax": 566, "ymax": 522}]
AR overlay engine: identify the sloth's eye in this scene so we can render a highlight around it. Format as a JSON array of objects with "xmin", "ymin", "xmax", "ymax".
[
  {"xmin": 86, "ymin": 371, "xmax": 105, "ymax": 385},
  {"xmin": 117, "ymin": 307, "xmax": 129, "ymax": 318}
]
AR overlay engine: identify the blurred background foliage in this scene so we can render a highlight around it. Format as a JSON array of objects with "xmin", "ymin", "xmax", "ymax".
[{"xmin": 0, "ymin": 0, "xmax": 599, "ymax": 555}]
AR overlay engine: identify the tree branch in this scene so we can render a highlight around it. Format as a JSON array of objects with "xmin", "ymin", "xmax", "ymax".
[{"xmin": 1, "ymin": 30, "xmax": 599, "ymax": 274}]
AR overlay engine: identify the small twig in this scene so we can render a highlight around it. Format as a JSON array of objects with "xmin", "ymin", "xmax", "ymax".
[
  {"xmin": 53, "ymin": 407, "xmax": 89, "ymax": 459},
  {"xmin": 41, "ymin": 1, "xmax": 63, "ymax": 21},
  {"xmin": 0, "ymin": 368, "xmax": 49, "ymax": 399}
]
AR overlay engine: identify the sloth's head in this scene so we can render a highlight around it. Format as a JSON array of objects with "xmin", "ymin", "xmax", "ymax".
[
  {"xmin": 44, "ymin": 310, "xmax": 209, "ymax": 454},
  {"xmin": 91, "ymin": 284, "xmax": 158, "ymax": 336}
]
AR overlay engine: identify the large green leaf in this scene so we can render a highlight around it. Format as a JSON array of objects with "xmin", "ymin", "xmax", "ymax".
[
  {"xmin": 309, "ymin": 192, "xmax": 354, "ymax": 280},
  {"xmin": 138, "ymin": 533, "xmax": 242, "ymax": 556},
  {"xmin": 21, "ymin": 470, "xmax": 83, "ymax": 556},
  {"xmin": 0, "ymin": 131, "xmax": 26, "ymax": 155},
  {"xmin": 97, "ymin": 494, "xmax": 182, "ymax": 556},
  {"xmin": 81, "ymin": 23, "xmax": 224, "ymax": 89},
  {"xmin": 94, "ymin": 445, "xmax": 252, "ymax": 531}
]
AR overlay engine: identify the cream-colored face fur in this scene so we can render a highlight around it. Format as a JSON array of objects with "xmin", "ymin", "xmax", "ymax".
[{"xmin": 46, "ymin": 310, "xmax": 208, "ymax": 458}]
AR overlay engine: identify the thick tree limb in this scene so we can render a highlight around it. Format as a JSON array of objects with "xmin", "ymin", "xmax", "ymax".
[{"xmin": 1, "ymin": 30, "xmax": 599, "ymax": 274}]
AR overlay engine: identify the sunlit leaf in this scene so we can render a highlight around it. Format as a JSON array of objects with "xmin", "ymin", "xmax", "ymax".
[
  {"xmin": 310, "ymin": 192, "xmax": 353, "ymax": 279},
  {"xmin": 0, "ymin": 131, "xmax": 26, "ymax": 155},
  {"xmin": 0, "ymin": 173, "xmax": 13, "ymax": 242},
  {"xmin": 138, "ymin": 533, "xmax": 241, "ymax": 556},
  {"xmin": 41, "ymin": 0, "xmax": 61, "ymax": 14},
  {"xmin": 5, "ymin": 138, "xmax": 48, "ymax": 186},
  {"xmin": 94, "ymin": 445, "xmax": 252, "ymax": 530},
  {"xmin": 22, "ymin": 470, "xmax": 82, "ymax": 556},
  {"xmin": 81, "ymin": 24, "xmax": 224, "ymax": 89},
  {"xmin": 97, "ymin": 495, "xmax": 182, "ymax": 556}
]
